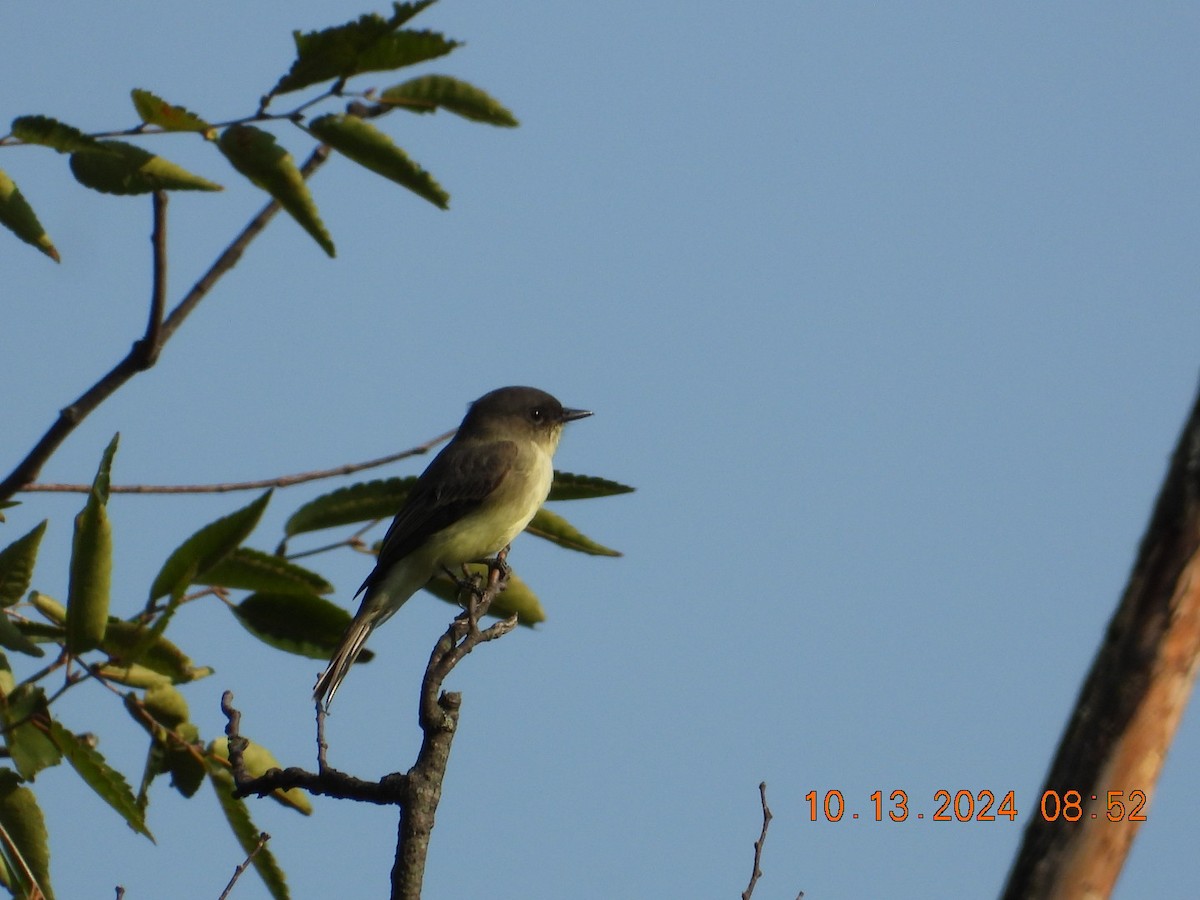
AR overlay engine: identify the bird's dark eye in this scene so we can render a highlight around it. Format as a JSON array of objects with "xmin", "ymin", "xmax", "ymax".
[{"xmin": 530, "ymin": 407, "xmax": 544, "ymax": 422}]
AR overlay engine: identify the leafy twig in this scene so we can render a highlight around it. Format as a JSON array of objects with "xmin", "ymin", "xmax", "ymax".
[{"xmin": 0, "ymin": 145, "xmax": 331, "ymax": 506}]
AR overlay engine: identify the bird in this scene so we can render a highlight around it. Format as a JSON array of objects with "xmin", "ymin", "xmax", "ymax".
[{"xmin": 313, "ymin": 386, "xmax": 592, "ymax": 709}]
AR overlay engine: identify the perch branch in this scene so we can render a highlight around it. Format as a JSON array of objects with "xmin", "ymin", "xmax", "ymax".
[{"xmin": 22, "ymin": 429, "xmax": 454, "ymax": 494}]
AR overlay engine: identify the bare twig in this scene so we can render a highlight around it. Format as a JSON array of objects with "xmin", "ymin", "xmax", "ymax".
[
  {"xmin": 21, "ymin": 429, "xmax": 454, "ymax": 494},
  {"xmin": 0, "ymin": 146, "xmax": 331, "ymax": 506},
  {"xmin": 115, "ymin": 888, "xmax": 125, "ymax": 900},
  {"xmin": 742, "ymin": 782, "xmax": 773, "ymax": 900},
  {"xmin": 216, "ymin": 831, "xmax": 270, "ymax": 900},
  {"xmin": 221, "ymin": 690, "xmax": 407, "ymax": 805}
]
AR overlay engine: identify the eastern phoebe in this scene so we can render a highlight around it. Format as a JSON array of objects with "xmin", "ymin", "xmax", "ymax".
[{"xmin": 314, "ymin": 386, "xmax": 592, "ymax": 709}]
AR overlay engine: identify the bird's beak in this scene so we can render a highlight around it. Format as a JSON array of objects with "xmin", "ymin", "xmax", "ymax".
[{"xmin": 562, "ymin": 408, "xmax": 593, "ymax": 422}]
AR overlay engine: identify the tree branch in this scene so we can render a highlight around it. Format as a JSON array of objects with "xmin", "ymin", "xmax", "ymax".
[
  {"xmin": 742, "ymin": 782, "xmax": 772, "ymax": 900},
  {"xmin": 218, "ymin": 552, "xmax": 517, "ymax": 900},
  {"xmin": 1001, "ymin": 377, "xmax": 1200, "ymax": 897},
  {"xmin": 21, "ymin": 429, "xmax": 454, "ymax": 494},
  {"xmin": 0, "ymin": 146, "xmax": 331, "ymax": 506}
]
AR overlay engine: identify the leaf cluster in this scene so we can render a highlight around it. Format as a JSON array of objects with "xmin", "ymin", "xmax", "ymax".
[
  {"xmin": 0, "ymin": 436, "xmax": 629, "ymax": 898},
  {"xmin": 0, "ymin": 0, "xmax": 519, "ymax": 262}
]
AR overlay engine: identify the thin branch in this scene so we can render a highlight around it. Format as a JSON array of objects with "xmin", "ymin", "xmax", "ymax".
[
  {"xmin": 742, "ymin": 782, "xmax": 773, "ymax": 900},
  {"xmin": 158, "ymin": 145, "xmax": 329, "ymax": 346},
  {"xmin": 21, "ymin": 429, "xmax": 453, "ymax": 494},
  {"xmin": 137, "ymin": 191, "xmax": 168, "ymax": 369},
  {"xmin": 221, "ymin": 690, "xmax": 408, "ymax": 806},
  {"xmin": 0, "ymin": 145, "xmax": 331, "ymax": 506},
  {"xmin": 216, "ymin": 832, "xmax": 270, "ymax": 900}
]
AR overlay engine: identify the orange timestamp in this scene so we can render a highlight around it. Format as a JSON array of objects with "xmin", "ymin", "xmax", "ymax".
[{"xmin": 804, "ymin": 789, "xmax": 1149, "ymax": 823}]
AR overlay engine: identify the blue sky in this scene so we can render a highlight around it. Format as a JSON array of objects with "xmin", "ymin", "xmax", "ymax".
[{"xmin": 2, "ymin": 2, "xmax": 1199, "ymax": 898}]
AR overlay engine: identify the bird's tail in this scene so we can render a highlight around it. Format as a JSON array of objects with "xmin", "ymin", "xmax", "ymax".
[{"xmin": 314, "ymin": 609, "xmax": 379, "ymax": 711}]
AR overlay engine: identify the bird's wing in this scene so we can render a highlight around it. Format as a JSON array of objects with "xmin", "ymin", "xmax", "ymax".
[{"xmin": 357, "ymin": 439, "xmax": 519, "ymax": 596}]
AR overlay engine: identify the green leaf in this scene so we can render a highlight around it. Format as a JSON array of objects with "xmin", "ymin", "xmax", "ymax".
[
  {"xmin": 198, "ymin": 547, "xmax": 333, "ymax": 595},
  {"xmin": 130, "ymin": 89, "xmax": 213, "ymax": 134},
  {"xmin": 47, "ymin": 719, "xmax": 153, "ymax": 841},
  {"xmin": 0, "ymin": 615, "xmax": 43, "ymax": 659},
  {"xmin": 0, "ymin": 521, "xmax": 47, "ymax": 608},
  {"xmin": 164, "ymin": 723, "xmax": 205, "ymax": 799},
  {"xmin": 129, "ymin": 689, "xmax": 206, "ymax": 800},
  {"xmin": 0, "ymin": 169, "xmax": 58, "ymax": 261},
  {"xmin": 284, "ymin": 477, "xmax": 413, "ymax": 537},
  {"xmin": 101, "ymin": 620, "xmax": 213, "ymax": 683},
  {"xmin": 0, "ymin": 769, "xmax": 54, "ymax": 900},
  {"xmin": 218, "ymin": 125, "xmax": 334, "ymax": 257},
  {"xmin": 66, "ymin": 435, "xmax": 118, "ymax": 654},
  {"xmin": 548, "ymin": 471, "xmax": 636, "ymax": 501},
  {"xmin": 308, "ymin": 114, "xmax": 448, "ymax": 209},
  {"xmin": 423, "ymin": 565, "xmax": 545, "ymax": 626},
  {"xmin": 380, "ymin": 74, "xmax": 518, "ymax": 126},
  {"xmin": 28, "ymin": 592, "xmax": 64, "ymax": 625},
  {"xmin": 96, "ymin": 662, "xmax": 172, "ymax": 689},
  {"xmin": 11, "ymin": 114, "xmax": 110, "ymax": 154},
  {"xmin": 142, "ymin": 683, "xmax": 189, "ymax": 728},
  {"xmin": 231, "ymin": 592, "xmax": 374, "ymax": 662},
  {"xmin": 210, "ymin": 737, "xmax": 311, "ymax": 816},
  {"xmin": 149, "ymin": 491, "xmax": 272, "ymax": 602},
  {"xmin": 271, "ymin": 1, "xmax": 455, "ymax": 96},
  {"xmin": 2, "ymin": 686, "xmax": 62, "ymax": 780},
  {"xmin": 527, "ymin": 507, "xmax": 621, "ymax": 557},
  {"xmin": 70, "ymin": 140, "xmax": 223, "ymax": 195},
  {"xmin": 207, "ymin": 759, "xmax": 290, "ymax": 900}
]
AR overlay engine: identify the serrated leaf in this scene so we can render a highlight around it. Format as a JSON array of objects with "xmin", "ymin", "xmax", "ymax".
[
  {"xmin": 207, "ymin": 760, "xmax": 290, "ymax": 900},
  {"xmin": 11, "ymin": 114, "xmax": 109, "ymax": 155},
  {"xmin": 271, "ymin": 1, "xmax": 454, "ymax": 96},
  {"xmin": 199, "ymin": 547, "xmax": 333, "ymax": 595},
  {"xmin": 66, "ymin": 435, "xmax": 118, "ymax": 654},
  {"xmin": 284, "ymin": 477, "xmax": 414, "ymax": 537},
  {"xmin": 70, "ymin": 140, "xmax": 222, "ymax": 195},
  {"xmin": 0, "ymin": 521, "xmax": 47, "ymax": 608},
  {"xmin": 423, "ymin": 565, "xmax": 545, "ymax": 626},
  {"xmin": 218, "ymin": 125, "xmax": 334, "ymax": 256},
  {"xmin": 210, "ymin": 738, "xmax": 311, "ymax": 816},
  {"xmin": 231, "ymin": 592, "xmax": 374, "ymax": 662},
  {"xmin": 527, "ymin": 507, "xmax": 621, "ymax": 557},
  {"xmin": 149, "ymin": 491, "xmax": 272, "ymax": 602},
  {"xmin": 0, "ymin": 170, "xmax": 58, "ymax": 261},
  {"xmin": 101, "ymin": 620, "xmax": 212, "ymax": 683},
  {"xmin": 548, "ymin": 471, "xmax": 636, "ymax": 501},
  {"xmin": 2, "ymin": 686, "xmax": 61, "ymax": 780},
  {"xmin": 130, "ymin": 89, "xmax": 213, "ymax": 134},
  {"xmin": 47, "ymin": 719, "xmax": 153, "ymax": 841},
  {"xmin": 308, "ymin": 114, "xmax": 448, "ymax": 209},
  {"xmin": 0, "ymin": 769, "xmax": 54, "ymax": 900},
  {"xmin": 380, "ymin": 74, "xmax": 518, "ymax": 126}
]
